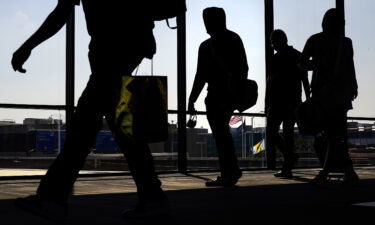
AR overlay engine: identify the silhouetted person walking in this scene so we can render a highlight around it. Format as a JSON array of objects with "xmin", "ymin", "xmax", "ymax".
[
  {"xmin": 265, "ymin": 29, "xmax": 310, "ymax": 178},
  {"xmin": 188, "ymin": 7, "xmax": 248, "ymax": 187},
  {"xmin": 11, "ymin": 0, "xmax": 169, "ymax": 221},
  {"xmin": 299, "ymin": 8, "xmax": 359, "ymax": 185}
]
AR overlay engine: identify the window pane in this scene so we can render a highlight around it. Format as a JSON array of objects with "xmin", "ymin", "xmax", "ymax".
[
  {"xmin": 274, "ymin": 0, "xmax": 336, "ymax": 102},
  {"xmin": 0, "ymin": 0, "xmax": 65, "ymax": 105},
  {"xmin": 346, "ymin": 0, "xmax": 375, "ymax": 117}
]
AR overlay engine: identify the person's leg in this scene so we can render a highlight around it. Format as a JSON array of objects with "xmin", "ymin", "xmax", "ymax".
[
  {"xmin": 280, "ymin": 115, "xmax": 298, "ymax": 173},
  {"xmin": 36, "ymin": 74, "xmax": 115, "ymax": 202},
  {"xmin": 326, "ymin": 109, "xmax": 358, "ymax": 183},
  {"xmin": 99, "ymin": 55, "xmax": 168, "ymax": 217},
  {"xmin": 206, "ymin": 103, "xmax": 241, "ymax": 185},
  {"xmin": 106, "ymin": 112, "xmax": 164, "ymax": 203},
  {"xmin": 266, "ymin": 109, "xmax": 283, "ymax": 170},
  {"xmin": 15, "ymin": 73, "xmax": 111, "ymax": 223},
  {"xmin": 313, "ymin": 132, "xmax": 328, "ymax": 167}
]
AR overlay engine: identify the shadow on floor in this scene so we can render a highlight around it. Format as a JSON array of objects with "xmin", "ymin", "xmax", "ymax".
[{"xmin": 1, "ymin": 179, "xmax": 375, "ymax": 225}]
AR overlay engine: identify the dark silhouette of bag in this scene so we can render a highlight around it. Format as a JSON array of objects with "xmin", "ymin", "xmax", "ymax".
[
  {"xmin": 295, "ymin": 99, "xmax": 326, "ymax": 136},
  {"xmin": 208, "ymin": 39, "xmax": 258, "ymax": 112},
  {"xmin": 231, "ymin": 79, "xmax": 258, "ymax": 112},
  {"xmin": 115, "ymin": 76, "xmax": 168, "ymax": 143}
]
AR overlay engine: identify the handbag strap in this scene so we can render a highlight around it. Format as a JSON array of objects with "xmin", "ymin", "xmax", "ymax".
[{"xmin": 132, "ymin": 59, "xmax": 154, "ymax": 76}]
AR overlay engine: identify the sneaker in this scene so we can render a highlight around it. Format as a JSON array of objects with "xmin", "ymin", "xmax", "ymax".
[
  {"xmin": 205, "ymin": 172, "xmax": 242, "ymax": 187},
  {"xmin": 122, "ymin": 198, "xmax": 170, "ymax": 219},
  {"xmin": 274, "ymin": 170, "xmax": 293, "ymax": 178},
  {"xmin": 14, "ymin": 195, "xmax": 68, "ymax": 223}
]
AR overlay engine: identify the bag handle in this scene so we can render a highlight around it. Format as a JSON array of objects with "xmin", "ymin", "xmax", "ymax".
[
  {"xmin": 132, "ymin": 59, "xmax": 154, "ymax": 76},
  {"xmin": 166, "ymin": 19, "xmax": 178, "ymax": 29}
]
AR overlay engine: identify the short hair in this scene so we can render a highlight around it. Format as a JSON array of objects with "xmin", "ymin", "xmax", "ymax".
[
  {"xmin": 203, "ymin": 7, "xmax": 226, "ymax": 28},
  {"xmin": 322, "ymin": 8, "xmax": 345, "ymax": 33},
  {"xmin": 271, "ymin": 29, "xmax": 288, "ymax": 45}
]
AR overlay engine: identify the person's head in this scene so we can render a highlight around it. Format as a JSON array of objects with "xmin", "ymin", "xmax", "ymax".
[
  {"xmin": 322, "ymin": 8, "xmax": 345, "ymax": 35},
  {"xmin": 203, "ymin": 7, "xmax": 227, "ymax": 35},
  {"xmin": 270, "ymin": 29, "xmax": 288, "ymax": 51}
]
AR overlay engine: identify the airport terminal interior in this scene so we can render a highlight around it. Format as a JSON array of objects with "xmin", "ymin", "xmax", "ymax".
[{"xmin": 1, "ymin": 0, "xmax": 375, "ymax": 224}]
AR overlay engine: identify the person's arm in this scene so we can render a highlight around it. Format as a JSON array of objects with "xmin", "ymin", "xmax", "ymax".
[
  {"xmin": 299, "ymin": 37, "xmax": 315, "ymax": 71},
  {"xmin": 301, "ymin": 70, "xmax": 311, "ymax": 100},
  {"xmin": 12, "ymin": 0, "xmax": 77, "ymax": 73},
  {"xmin": 188, "ymin": 45, "xmax": 207, "ymax": 114},
  {"xmin": 347, "ymin": 38, "xmax": 358, "ymax": 100}
]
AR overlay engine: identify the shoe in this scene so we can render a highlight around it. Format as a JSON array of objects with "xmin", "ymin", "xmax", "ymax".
[
  {"xmin": 342, "ymin": 171, "xmax": 360, "ymax": 186},
  {"xmin": 309, "ymin": 170, "xmax": 329, "ymax": 186},
  {"xmin": 205, "ymin": 172, "xmax": 242, "ymax": 187},
  {"xmin": 122, "ymin": 198, "xmax": 170, "ymax": 219},
  {"xmin": 274, "ymin": 170, "xmax": 293, "ymax": 178},
  {"xmin": 15, "ymin": 195, "xmax": 68, "ymax": 223}
]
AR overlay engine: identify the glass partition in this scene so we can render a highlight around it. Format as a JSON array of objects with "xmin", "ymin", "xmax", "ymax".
[
  {"xmin": 0, "ymin": 0, "xmax": 65, "ymax": 105},
  {"xmin": 345, "ymin": 0, "xmax": 375, "ymax": 118},
  {"xmin": 274, "ymin": 0, "xmax": 336, "ymax": 101}
]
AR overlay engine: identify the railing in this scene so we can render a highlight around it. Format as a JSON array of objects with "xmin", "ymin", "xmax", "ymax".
[{"xmin": 1, "ymin": 103, "xmax": 375, "ymax": 175}]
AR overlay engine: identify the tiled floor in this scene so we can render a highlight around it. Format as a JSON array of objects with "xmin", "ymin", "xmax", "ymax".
[{"xmin": 0, "ymin": 167, "xmax": 375, "ymax": 224}]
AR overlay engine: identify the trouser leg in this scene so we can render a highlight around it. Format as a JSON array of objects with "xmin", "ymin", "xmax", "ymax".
[
  {"xmin": 314, "ymin": 133, "xmax": 328, "ymax": 167},
  {"xmin": 281, "ymin": 117, "xmax": 297, "ymax": 171},
  {"xmin": 37, "ymin": 54, "xmax": 164, "ymax": 203},
  {"xmin": 37, "ymin": 74, "xmax": 106, "ymax": 202},
  {"xmin": 105, "ymin": 114, "xmax": 164, "ymax": 203},
  {"xmin": 206, "ymin": 105, "xmax": 239, "ymax": 178},
  {"xmin": 324, "ymin": 110, "xmax": 353, "ymax": 173},
  {"xmin": 266, "ymin": 112, "xmax": 283, "ymax": 169}
]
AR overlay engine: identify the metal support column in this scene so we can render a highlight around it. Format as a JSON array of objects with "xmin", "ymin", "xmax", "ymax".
[
  {"xmin": 336, "ymin": 0, "xmax": 345, "ymax": 36},
  {"xmin": 66, "ymin": 9, "xmax": 75, "ymax": 129},
  {"xmin": 264, "ymin": 0, "xmax": 274, "ymax": 110},
  {"xmin": 177, "ymin": 12, "xmax": 187, "ymax": 173}
]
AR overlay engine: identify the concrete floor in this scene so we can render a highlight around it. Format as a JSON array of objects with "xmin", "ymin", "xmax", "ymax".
[{"xmin": 1, "ymin": 167, "xmax": 375, "ymax": 225}]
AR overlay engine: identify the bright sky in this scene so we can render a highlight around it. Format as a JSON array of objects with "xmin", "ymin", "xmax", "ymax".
[{"xmin": 0, "ymin": 0, "xmax": 374, "ymax": 126}]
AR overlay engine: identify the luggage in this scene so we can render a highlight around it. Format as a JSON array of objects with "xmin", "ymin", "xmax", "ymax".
[{"xmin": 115, "ymin": 76, "xmax": 168, "ymax": 143}]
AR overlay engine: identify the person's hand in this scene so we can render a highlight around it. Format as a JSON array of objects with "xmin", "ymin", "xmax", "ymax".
[
  {"xmin": 12, "ymin": 46, "xmax": 32, "ymax": 73},
  {"xmin": 188, "ymin": 101, "xmax": 196, "ymax": 115}
]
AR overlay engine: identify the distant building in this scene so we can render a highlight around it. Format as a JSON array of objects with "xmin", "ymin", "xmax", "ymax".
[
  {"xmin": 0, "ymin": 120, "xmax": 16, "ymax": 125},
  {"xmin": 187, "ymin": 127, "xmax": 208, "ymax": 157}
]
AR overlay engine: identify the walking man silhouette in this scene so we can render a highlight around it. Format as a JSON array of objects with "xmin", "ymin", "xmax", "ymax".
[
  {"xmin": 188, "ymin": 7, "xmax": 248, "ymax": 187},
  {"xmin": 12, "ymin": 0, "xmax": 169, "ymax": 221},
  {"xmin": 299, "ymin": 8, "xmax": 359, "ymax": 185},
  {"xmin": 265, "ymin": 29, "xmax": 310, "ymax": 178}
]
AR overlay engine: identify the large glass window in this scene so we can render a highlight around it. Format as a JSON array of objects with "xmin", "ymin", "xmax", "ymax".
[
  {"xmin": 274, "ymin": 0, "xmax": 336, "ymax": 101},
  {"xmin": 345, "ymin": 0, "xmax": 375, "ymax": 117},
  {"xmin": 0, "ymin": 0, "xmax": 65, "ymax": 105}
]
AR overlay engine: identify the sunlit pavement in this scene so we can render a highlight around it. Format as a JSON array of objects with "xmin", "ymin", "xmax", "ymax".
[{"xmin": 1, "ymin": 167, "xmax": 375, "ymax": 225}]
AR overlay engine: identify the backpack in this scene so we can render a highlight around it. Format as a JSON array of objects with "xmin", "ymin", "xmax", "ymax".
[{"xmin": 149, "ymin": 0, "xmax": 187, "ymax": 29}]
